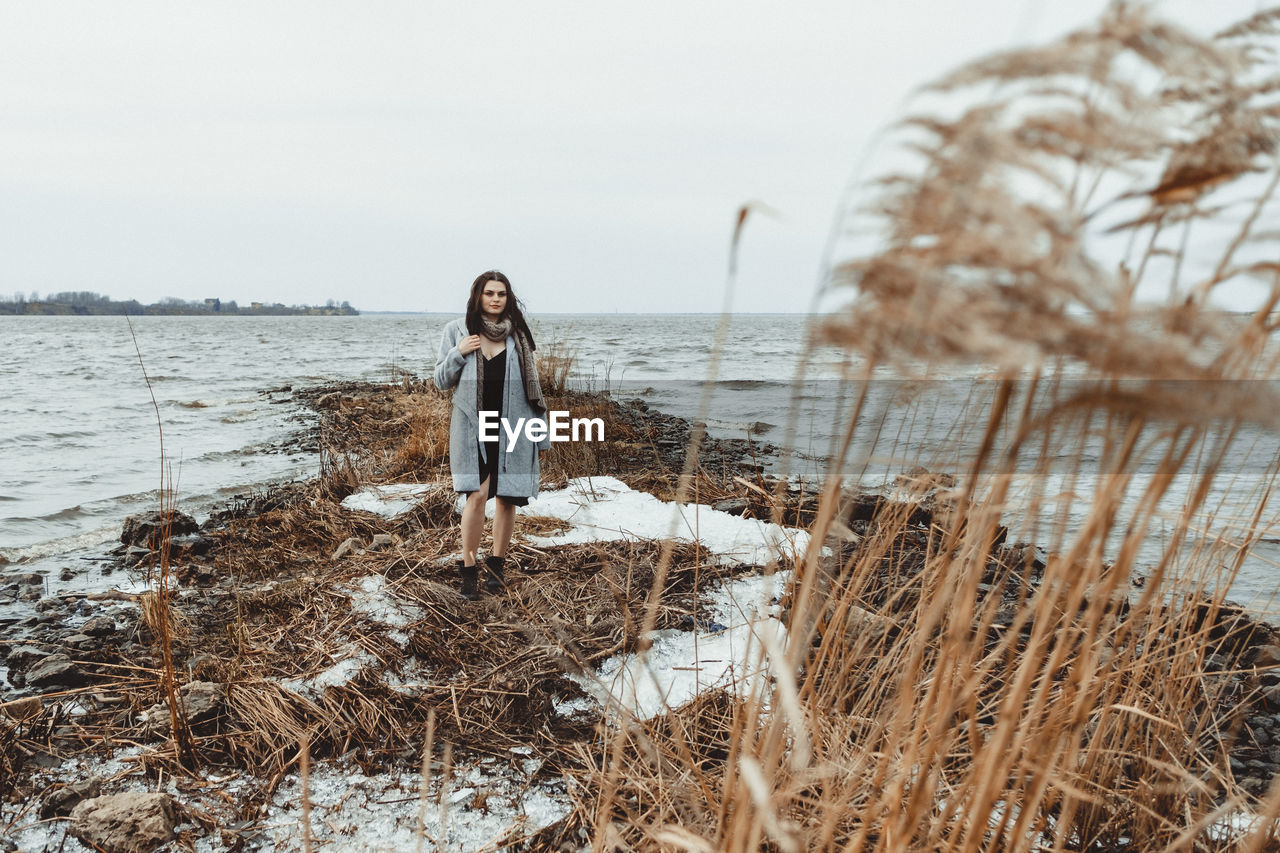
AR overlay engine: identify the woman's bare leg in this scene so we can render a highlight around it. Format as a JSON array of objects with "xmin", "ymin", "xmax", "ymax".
[
  {"xmin": 460, "ymin": 477, "xmax": 490, "ymax": 565},
  {"xmin": 492, "ymin": 497, "xmax": 517, "ymax": 557}
]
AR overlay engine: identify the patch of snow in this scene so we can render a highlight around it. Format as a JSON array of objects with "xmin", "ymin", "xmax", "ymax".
[
  {"xmin": 8, "ymin": 744, "xmax": 569, "ymax": 853},
  {"xmin": 283, "ymin": 647, "xmax": 378, "ymax": 699},
  {"xmin": 341, "ymin": 484, "xmax": 437, "ymax": 519},
  {"xmin": 519, "ymin": 476, "xmax": 812, "ymax": 566},
  {"xmin": 569, "ymin": 570, "xmax": 789, "ymax": 719},
  {"xmin": 347, "ymin": 574, "xmax": 420, "ymax": 633},
  {"xmin": 553, "ymin": 694, "xmax": 598, "ymax": 720},
  {"xmin": 259, "ymin": 754, "xmax": 571, "ymax": 852},
  {"xmin": 385, "ymin": 659, "xmax": 434, "ymax": 696}
]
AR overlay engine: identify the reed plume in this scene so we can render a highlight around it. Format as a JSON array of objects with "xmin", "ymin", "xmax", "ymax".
[{"xmin": 583, "ymin": 4, "xmax": 1280, "ymax": 850}]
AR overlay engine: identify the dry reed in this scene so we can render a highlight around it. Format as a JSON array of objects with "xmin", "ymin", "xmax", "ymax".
[{"xmin": 571, "ymin": 4, "xmax": 1280, "ymax": 851}]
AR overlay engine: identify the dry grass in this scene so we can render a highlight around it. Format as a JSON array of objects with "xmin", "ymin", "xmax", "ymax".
[
  {"xmin": 563, "ymin": 4, "xmax": 1280, "ymax": 851},
  {"xmin": 11, "ymin": 10, "xmax": 1280, "ymax": 847}
]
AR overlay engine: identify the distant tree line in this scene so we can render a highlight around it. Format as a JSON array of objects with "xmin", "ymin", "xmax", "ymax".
[{"xmin": 0, "ymin": 291, "xmax": 358, "ymax": 316}]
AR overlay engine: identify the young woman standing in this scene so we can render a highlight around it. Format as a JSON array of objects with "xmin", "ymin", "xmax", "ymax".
[{"xmin": 433, "ymin": 271, "xmax": 549, "ymax": 600}]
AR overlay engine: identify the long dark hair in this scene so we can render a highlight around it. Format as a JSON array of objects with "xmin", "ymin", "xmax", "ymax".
[{"xmin": 465, "ymin": 270, "xmax": 536, "ymax": 349}]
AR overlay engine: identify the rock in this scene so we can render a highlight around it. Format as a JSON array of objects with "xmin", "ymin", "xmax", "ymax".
[
  {"xmin": 62, "ymin": 633, "xmax": 96, "ymax": 650},
  {"xmin": 70, "ymin": 792, "xmax": 180, "ymax": 853},
  {"xmin": 1263, "ymin": 684, "xmax": 1280, "ymax": 712},
  {"xmin": 60, "ymin": 566, "xmax": 76, "ymax": 581},
  {"xmin": 40, "ymin": 778, "xmax": 102, "ymax": 819},
  {"xmin": 170, "ymin": 532, "xmax": 214, "ymax": 557},
  {"xmin": 0, "ymin": 696, "xmax": 42, "ymax": 721},
  {"xmin": 332, "ymin": 537, "xmax": 363, "ymax": 560},
  {"xmin": 13, "ymin": 572, "xmax": 43, "ymax": 587},
  {"xmin": 137, "ymin": 704, "xmax": 170, "ymax": 738},
  {"xmin": 26, "ymin": 653, "xmax": 83, "ymax": 687},
  {"xmin": 1256, "ymin": 645, "xmax": 1280, "ymax": 669},
  {"xmin": 123, "ymin": 546, "xmax": 152, "ymax": 567},
  {"xmin": 713, "ymin": 498, "xmax": 750, "ymax": 516},
  {"xmin": 6, "ymin": 645, "xmax": 48, "ymax": 671},
  {"xmin": 179, "ymin": 681, "xmax": 225, "ymax": 724},
  {"xmin": 368, "ymin": 533, "xmax": 398, "ymax": 550},
  {"xmin": 120, "ymin": 510, "xmax": 200, "ymax": 549},
  {"xmin": 81, "ymin": 616, "xmax": 117, "ymax": 637},
  {"xmin": 190, "ymin": 564, "xmax": 218, "ymax": 586}
]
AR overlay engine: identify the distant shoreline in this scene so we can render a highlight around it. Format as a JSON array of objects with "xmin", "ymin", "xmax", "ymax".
[{"xmin": 0, "ymin": 300, "xmax": 358, "ymax": 317}]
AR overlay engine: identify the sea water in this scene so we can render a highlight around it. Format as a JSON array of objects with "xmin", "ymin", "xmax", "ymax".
[{"xmin": 2, "ymin": 313, "xmax": 1279, "ymax": 607}]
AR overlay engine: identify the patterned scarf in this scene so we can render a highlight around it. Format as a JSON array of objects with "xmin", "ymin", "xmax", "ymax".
[{"xmin": 475, "ymin": 316, "xmax": 546, "ymax": 419}]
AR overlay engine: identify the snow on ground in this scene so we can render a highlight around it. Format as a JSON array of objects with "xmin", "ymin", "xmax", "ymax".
[
  {"xmin": 567, "ymin": 571, "xmax": 789, "ymax": 719},
  {"xmin": 255, "ymin": 751, "xmax": 571, "ymax": 852},
  {"xmin": 340, "ymin": 484, "xmax": 437, "ymax": 519},
  {"xmin": 281, "ymin": 647, "xmax": 379, "ymax": 701},
  {"xmin": 6, "ymin": 747, "xmax": 569, "ymax": 853},
  {"xmin": 347, "ymin": 573, "xmax": 420, "ymax": 643},
  {"xmin": 520, "ymin": 476, "xmax": 811, "ymax": 566},
  {"xmin": 338, "ymin": 476, "xmax": 806, "ymax": 720}
]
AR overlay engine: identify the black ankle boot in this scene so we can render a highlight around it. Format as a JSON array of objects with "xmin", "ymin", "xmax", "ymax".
[
  {"xmin": 458, "ymin": 562, "xmax": 480, "ymax": 601},
  {"xmin": 484, "ymin": 555, "xmax": 506, "ymax": 593}
]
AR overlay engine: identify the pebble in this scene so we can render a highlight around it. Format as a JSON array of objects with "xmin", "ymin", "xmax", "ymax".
[
  {"xmin": 81, "ymin": 615, "xmax": 116, "ymax": 637},
  {"xmin": 26, "ymin": 653, "xmax": 82, "ymax": 687}
]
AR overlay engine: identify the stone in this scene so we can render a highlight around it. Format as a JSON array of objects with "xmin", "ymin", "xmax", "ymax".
[
  {"xmin": 368, "ymin": 533, "xmax": 397, "ymax": 550},
  {"xmin": 13, "ymin": 572, "xmax": 43, "ymax": 587},
  {"xmin": 40, "ymin": 778, "xmax": 102, "ymax": 819},
  {"xmin": 1256, "ymin": 645, "xmax": 1280, "ymax": 669},
  {"xmin": 120, "ymin": 510, "xmax": 200, "ymax": 548},
  {"xmin": 170, "ymin": 533, "xmax": 213, "ymax": 557},
  {"xmin": 1264, "ymin": 685, "xmax": 1280, "ymax": 712},
  {"xmin": 0, "ymin": 696, "xmax": 42, "ymax": 721},
  {"xmin": 332, "ymin": 536, "xmax": 363, "ymax": 560},
  {"xmin": 137, "ymin": 704, "xmax": 170, "ymax": 738},
  {"xmin": 26, "ymin": 653, "xmax": 83, "ymax": 687},
  {"xmin": 713, "ymin": 498, "xmax": 750, "ymax": 516},
  {"xmin": 81, "ymin": 616, "xmax": 117, "ymax": 637},
  {"xmin": 62, "ymin": 633, "xmax": 95, "ymax": 650},
  {"xmin": 60, "ymin": 566, "xmax": 76, "ymax": 581},
  {"xmin": 69, "ymin": 792, "xmax": 180, "ymax": 853},
  {"xmin": 6, "ymin": 645, "xmax": 48, "ymax": 671},
  {"xmin": 179, "ymin": 681, "xmax": 225, "ymax": 724},
  {"xmin": 1205, "ymin": 654, "xmax": 1230, "ymax": 672}
]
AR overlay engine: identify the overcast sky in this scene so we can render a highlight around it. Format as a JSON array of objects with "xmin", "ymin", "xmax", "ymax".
[{"xmin": 0, "ymin": 1, "xmax": 1264, "ymax": 313}]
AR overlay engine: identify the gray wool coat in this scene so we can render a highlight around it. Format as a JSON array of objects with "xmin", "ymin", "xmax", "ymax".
[{"xmin": 433, "ymin": 317, "xmax": 551, "ymax": 498}]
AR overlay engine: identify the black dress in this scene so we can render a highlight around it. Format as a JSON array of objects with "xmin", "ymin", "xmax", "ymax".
[{"xmin": 474, "ymin": 349, "xmax": 529, "ymax": 507}]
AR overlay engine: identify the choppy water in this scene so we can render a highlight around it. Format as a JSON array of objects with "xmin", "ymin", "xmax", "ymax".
[
  {"xmin": 0, "ymin": 313, "xmax": 836, "ymax": 557},
  {"xmin": 3, "ymin": 313, "xmax": 1280, "ymax": 608}
]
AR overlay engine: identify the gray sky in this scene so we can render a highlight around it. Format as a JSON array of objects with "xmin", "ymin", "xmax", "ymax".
[{"xmin": 0, "ymin": 1, "xmax": 1260, "ymax": 313}]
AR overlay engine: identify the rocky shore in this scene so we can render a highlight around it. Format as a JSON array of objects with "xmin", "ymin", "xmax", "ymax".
[{"xmin": 3, "ymin": 380, "xmax": 1279, "ymax": 850}]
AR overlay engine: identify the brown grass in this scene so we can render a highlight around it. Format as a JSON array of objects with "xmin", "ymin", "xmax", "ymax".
[
  {"xmin": 11, "ymin": 10, "xmax": 1280, "ymax": 846},
  {"xmin": 566, "ymin": 4, "xmax": 1280, "ymax": 851}
]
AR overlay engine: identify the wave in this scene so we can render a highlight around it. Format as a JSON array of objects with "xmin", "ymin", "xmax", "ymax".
[
  {"xmin": 0, "ymin": 524, "xmax": 119, "ymax": 565},
  {"xmin": 716, "ymin": 379, "xmax": 787, "ymax": 391}
]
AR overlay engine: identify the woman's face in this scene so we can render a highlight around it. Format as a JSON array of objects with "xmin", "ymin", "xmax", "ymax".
[{"xmin": 481, "ymin": 280, "xmax": 508, "ymax": 318}]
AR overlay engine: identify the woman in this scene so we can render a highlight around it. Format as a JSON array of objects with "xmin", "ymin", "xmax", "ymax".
[{"xmin": 433, "ymin": 271, "xmax": 549, "ymax": 600}]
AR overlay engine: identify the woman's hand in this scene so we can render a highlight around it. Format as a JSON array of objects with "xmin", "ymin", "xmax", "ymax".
[{"xmin": 458, "ymin": 334, "xmax": 482, "ymax": 355}]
